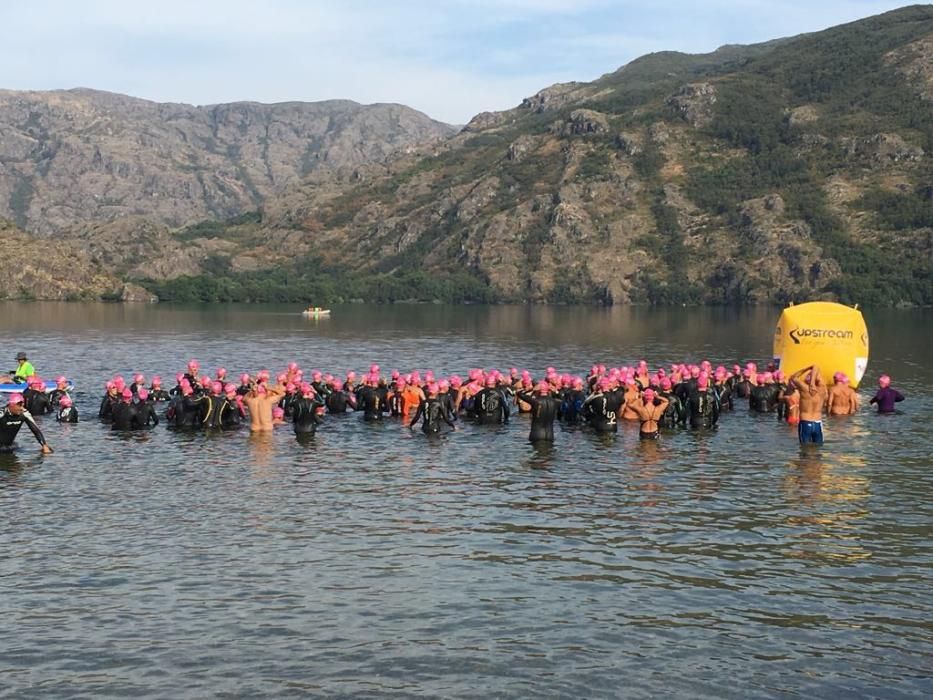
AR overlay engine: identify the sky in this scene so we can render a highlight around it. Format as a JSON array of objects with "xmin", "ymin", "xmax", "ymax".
[{"xmin": 0, "ymin": 1, "xmax": 916, "ymax": 124}]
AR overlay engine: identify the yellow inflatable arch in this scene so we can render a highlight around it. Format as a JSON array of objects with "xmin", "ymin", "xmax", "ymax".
[{"xmin": 773, "ymin": 302, "xmax": 869, "ymax": 388}]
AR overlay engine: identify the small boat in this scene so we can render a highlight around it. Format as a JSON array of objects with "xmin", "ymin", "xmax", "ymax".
[
  {"xmin": 302, "ymin": 307, "xmax": 331, "ymax": 318},
  {"xmin": 0, "ymin": 380, "xmax": 75, "ymax": 394}
]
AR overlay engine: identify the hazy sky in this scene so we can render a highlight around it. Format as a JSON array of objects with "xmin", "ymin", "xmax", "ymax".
[{"xmin": 0, "ymin": 1, "xmax": 913, "ymax": 123}]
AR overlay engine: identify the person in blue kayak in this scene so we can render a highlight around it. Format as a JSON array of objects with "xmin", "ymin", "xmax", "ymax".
[{"xmin": 1, "ymin": 352, "xmax": 36, "ymax": 384}]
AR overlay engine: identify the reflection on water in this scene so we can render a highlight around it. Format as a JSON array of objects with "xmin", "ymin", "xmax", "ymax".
[{"xmin": 0, "ymin": 302, "xmax": 930, "ymax": 698}]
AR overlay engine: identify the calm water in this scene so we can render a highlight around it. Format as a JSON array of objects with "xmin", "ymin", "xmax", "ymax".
[{"xmin": 1, "ymin": 303, "xmax": 931, "ymax": 698}]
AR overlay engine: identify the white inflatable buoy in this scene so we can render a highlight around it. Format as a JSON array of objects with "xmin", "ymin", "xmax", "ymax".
[{"xmin": 773, "ymin": 301, "xmax": 869, "ymax": 388}]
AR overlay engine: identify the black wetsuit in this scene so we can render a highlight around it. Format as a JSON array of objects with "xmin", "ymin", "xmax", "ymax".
[
  {"xmin": 358, "ymin": 386, "xmax": 388, "ymax": 421},
  {"xmin": 111, "ymin": 401, "xmax": 139, "ymax": 431},
  {"xmin": 657, "ymin": 391, "xmax": 686, "ymax": 428},
  {"xmin": 686, "ymin": 389, "xmax": 719, "ymax": 429},
  {"xmin": 775, "ymin": 383, "xmax": 789, "ymax": 420},
  {"xmin": 519, "ymin": 391, "xmax": 560, "ymax": 442},
  {"xmin": 279, "ymin": 391, "xmax": 299, "ymax": 419},
  {"xmin": 559, "ymin": 389, "xmax": 587, "ymax": 425},
  {"xmin": 734, "ymin": 379, "xmax": 752, "ymax": 399},
  {"xmin": 167, "ymin": 395, "xmax": 202, "ymax": 429},
  {"xmin": 235, "ymin": 383, "xmax": 251, "ymax": 397},
  {"xmin": 388, "ymin": 391, "xmax": 406, "ymax": 418},
  {"xmin": 292, "ymin": 396, "xmax": 324, "ymax": 435},
  {"xmin": 441, "ymin": 390, "xmax": 458, "ymax": 422},
  {"xmin": 474, "ymin": 387, "xmax": 510, "ymax": 425},
  {"xmin": 48, "ymin": 388, "xmax": 69, "ymax": 408},
  {"xmin": 714, "ymin": 383, "xmax": 734, "ymax": 412},
  {"xmin": 200, "ymin": 395, "xmax": 230, "ymax": 430},
  {"xmin": 326, "ymin": 390, "xmax": 351, "ymax": 414},
  {"xmin": 23, "ymin": 388, "xmax": 51, "ymax": 416},
  {"xmin": 409, "ymin": 397, "xmax": 455, "ymax": 434},
  {"xmin": 149, "ymin": 388, "xmax": 171, "ymax": 402},
  {"xmin": 56, "ymin": 406, "xmax": 79, "ymax": 423},
  {"xmin": 132, "ymin": 400, "xmax": 160, "ymax": 428},
  {"xmin": 222, "ymin": 400, "xmax": 245, "ymax": 429},
  {"xmin": 749, "ymin": 385, "xmax": 779, "ymax": 413},
  {"xmin": 583, "ymin": 391, "xmax": 618, "ymax": 433},
  {"xmin": 0, "ymin": 408, "xmax": 48, "ymax": 451},
  {"xmin": 99, "ymin": 394, "xmax": 117, "ymax": 422}
]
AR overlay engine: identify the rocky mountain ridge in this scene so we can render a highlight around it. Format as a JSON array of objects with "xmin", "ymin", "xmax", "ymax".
[
  {"xmin": 6, "ymin": 6, "xmax": 933, "ymax": 306},
  {"xmin": 0, "ymin": 89, "xmax": 455, "ymax": 233}
]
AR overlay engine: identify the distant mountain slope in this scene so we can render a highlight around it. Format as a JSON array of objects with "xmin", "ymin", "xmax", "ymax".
[
  {"xmin": 0, "ymin": 89, "xmax": 455, "ymax": 233},
  {"xmin": 188, "ymin": 4, "xmax": 926, "ymax": 306}
]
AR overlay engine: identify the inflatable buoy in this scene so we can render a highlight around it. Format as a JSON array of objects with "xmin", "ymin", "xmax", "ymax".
[{"xmin": 773, "ymin": 301, "xmax": 869, "ymax": 388}]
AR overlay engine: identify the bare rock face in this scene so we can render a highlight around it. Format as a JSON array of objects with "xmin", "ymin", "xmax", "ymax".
[
  {"xmin": 0, "ymin": 220, "xmax": 121, "ymax": 300},
  {"xmin": 884, "ymin": 34, "xmax": 933, "ymax": 100},
  {"xmin": 667, "ymin": 83, "xmax": 717, "ymax": 127},
  {"xmin": 521, "ymin": 83, "xmax": 585, "ymax": 113},
  {"xmin": 0, "ymin": 89, "xmax": 455, "ymax": 233},
  {"xmin": 562, "ymin": 110, "xmax": 610, "ymax": 136},
  {"xmin": 842, "ymin": 133, "xmax": 925, "ymax": 163}
]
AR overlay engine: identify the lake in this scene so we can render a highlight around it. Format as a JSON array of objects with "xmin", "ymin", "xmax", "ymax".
[{"xmin": 1, "ymin": 302, "xmax": 931, "ymax": 698}]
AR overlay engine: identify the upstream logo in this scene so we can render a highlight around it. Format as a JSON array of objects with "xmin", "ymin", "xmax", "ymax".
[{"xmin": 789, "ymin": 327, "xmax": 854, "ymax": 345}]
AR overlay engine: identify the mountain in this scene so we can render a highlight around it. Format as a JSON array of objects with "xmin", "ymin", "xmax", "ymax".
[
  {"xmin": 0, "ymin": 89, "xmax": 455, "ymax": 233},
  {"xmin": 9, "ymin": 6, "xmax": 933, "ymax": 306}
]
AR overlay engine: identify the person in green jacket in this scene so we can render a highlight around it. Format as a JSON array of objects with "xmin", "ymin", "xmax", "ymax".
[{"xmin": 11, "ymin": 352, "xmax": 35, "ymax": 383}]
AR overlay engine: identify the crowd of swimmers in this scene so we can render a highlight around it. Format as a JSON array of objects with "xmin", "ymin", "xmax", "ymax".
[{"xmin": 0, "ymin": 352, "xmax": 908, "ymax": 455}]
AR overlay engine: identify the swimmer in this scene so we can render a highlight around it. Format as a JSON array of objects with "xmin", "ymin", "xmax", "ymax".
[
  {"xmin": 129, "ymin": 373, "xmax": 146, "ymax": 395},
  {"xmin": 111, "ymin": 389, "xmax": 139, "ymax": 431},
  {"xmin": 657, "ymin": 377, "xmax": 686, "ymax": 428},
  {"xmin": 583, "ymin": 378, "xmax": 619, "ymax": 434},
  {"xmin": 473, "ymin": 375, "xmax": 510, "ymax": 425},
  {"xmin": 780, "ymin": 382, "xmax": 800, "ymax": 426},
  {"xmin": 0, "ymin": 393, "xmax": 52, "ymax": 454},
  {"xmin": 686, "ymin": 373, "xmax": 719, "ymax": 430},
  {"xmin": 517, "ymin": 381, "xmax": 560, "ymax": 443},
  {"xmin": 23, "ymin": 377, "xmax": 51, "ymax": 415},
  {"xmin": 272, "ymin": 407, "xmax": 286, "ymax": 426},
  {"xmin": 56, "ymin": 395, "xmax": 78, "ymax": 423},
  {"xmin": 133, "ymin": 389, "xmax": 160, "ymax": 428},
  {"xmin": 827, "ymin": 372, "xmax": 859, "ymax": 416},
  {"xmin": 292, "ymin": 384, "xmax": 325, "ymax": 435},
  {"xmin": 99, "ymin": 381, "xmax": 119, "ymax": 422},
  {"xmin": 558, "ymin": 377, "xmax": 587, "ymax": 425},
  {"xmin": 48, "ymin": 376, "xmax": 71, "ymax": 408},
  {"xmin": 789, "ymin": 365, "xmax": 827, "ymax": 445},
  {"xmin": 409, "ymin": 383, "xmax": 456, "ymax": 435},
  {"xmin": 148, "ymin": 377, "xmax": 171, "ymax": 402},
  {"xmin": 625, "ymin": 389, "xmax": 670, "ymax": 440},
  {"xmin": 245, "ymin": 382, "xmax": 287, "ymax": 432},
  {"xmin": 869, "ymin": 374, "xmax": 905, "ymax": 414}
]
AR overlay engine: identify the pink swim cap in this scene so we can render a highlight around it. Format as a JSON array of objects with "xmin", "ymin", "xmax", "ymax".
[
  {"xmin": 450, "ymin": 376, "xmax": 463, "ymax": 388},
  {"xmin": 690, "ymin": 366, "xmax": 701, "ymax": 378},
  {"xmin": 643, "ymin": 389, "xmax": 656, "ymax": 402},
  {"xmin": 395, "ymin": 376, "xmax": 407, "ymax": 387},
  {"xmin": 697, "ymin": 374, "xmax": 709, "ymax": 390},
  {"xmin": 285, "ymin": 383, "xmax": 296, "ymax": 392},
  {"xmin": 258, "ymin": 370, "xmax": 270, "ymax": 381},
  {"xmin": 276, "ymin": 373, "xmax": 287, "ymax": 384},
  {"xmin": 288, "ymin": 362, "xmax": 299, "ymax": 372},
  {"xmin": 7, "ymin": 393, "xmax": 24, "ymax": 405},
  {"xmin": 59, "ymin": 396, "xmax": 72, "ymax": 408},
  {"xmin": 134, "ymin": 374, "xmax": 144, "ymax": 384},
  {"xmin": 536, "ymin": 381, "xmax": 550, "ymax": 395},
  {"xmin": 224, "ymin": 383, "xmax": 237, "ymax": 394},
  {"xmin": 137, "ymin": 388, "xmax": 149, "ymax": 400},
  {"xmin": 573, "ymin": 377, "xmax": 584, "ymax": 389},
  {"xmin": 427, "ymin": 383, "xmax": 439, "ymax": 395},
  {"xmin": 105, "ymin": 380, "xmax": 115, "ymax": 390},
  {"xmin": 211, "ymin": 382, "xmax": 223, "ymax": 395},
  {"xmin": 240, "ymin": 373, "xmax": 250, "ymax": 384},
  {"xmin": 761, "ymin": 372, "xmax": 773, "ymax": 384},
  {"xmin": 438, "ymin": 379, "xmax": 450, "ymax": 391},
  {"xmin": 485, "ymin": 375, "xmax": 497, "ymax": 388},
  {"xmin": 369, "ymin": 364, "xmax": 379, "ymax": 374},
  {"xmin": 272, "ymin": 407, "xmax": 284, "ymax": 419},
  {"xmin": 878, "ymin": 374, "xmax": 891, "ymax": 388},
  {"xmin": 114, "ymin": 376, "xmax": 126, "ymax": 388},
  {"xmin": 216, "ymin": 368, "xmax": 227, "ymax": 378},
  {"xmin": 598, "ymin": 378, "xmax": 611, "ymax": 391},
  {"xmin": 200, "ymin": 376, "xmax": 212, "ymax": 388},
  {"xmin": 121, "ymin": 389, "xmax": 133, "ymax": 400},
  {"xmin": 773, "ymin": 370, "xmax": 784, "ymax": 382},
  {"xmin": 56, "ymin": 376, "xmax": 67, "ymax": 384},
  {"xmin": 188, "ymin": 359, "xmax": 199, "ymax": 370},
  {"xmin": 175, "ymin": 373, "xmax": 184, "ymax": 383},
  {"xmin": 312, "ymin": 371, "xmax": 323, "ymax": 380},
  {"xmin": 660, "ymin": 377, "xmax": 672, "ymax": 390},
  {"xmin": 182, "ymin": 385, "xmax": 193, "ymax": 397},
  {"xmin": 152, "ymin": 376, "xmax": 162, "ymax": 386}
]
